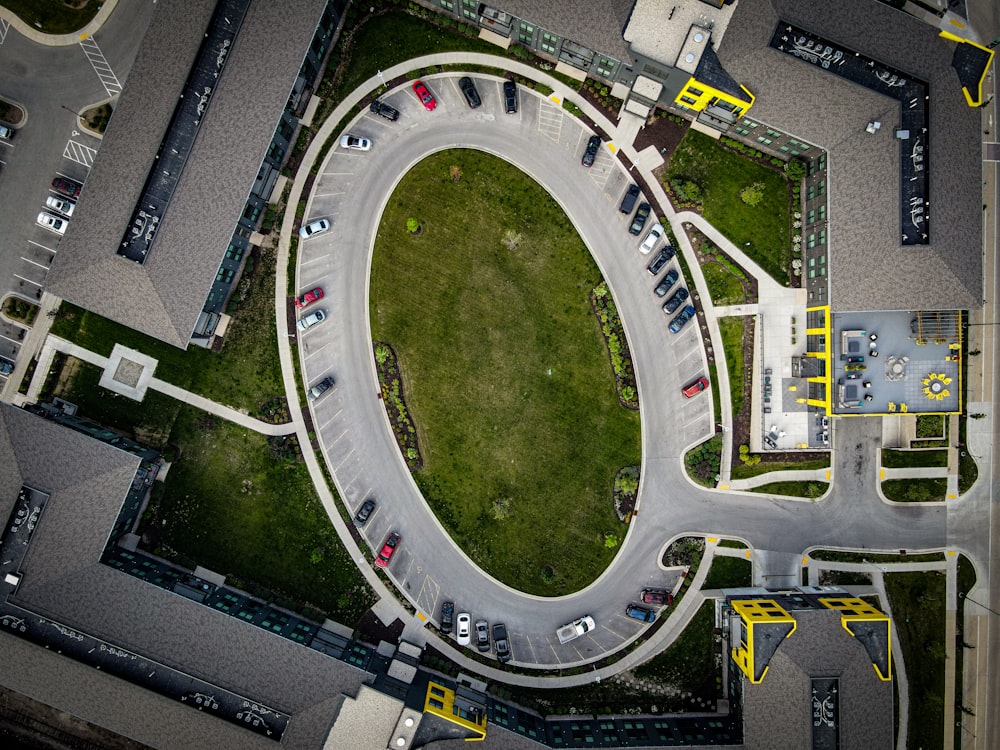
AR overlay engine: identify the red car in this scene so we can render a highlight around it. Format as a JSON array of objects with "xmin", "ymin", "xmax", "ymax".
[
  {"xmin": 295, "ymin": 287, "xmax": 324, "ymax": 309},
  {"xmin": 682, "ymin": 376, "xmax": 709, "ymax": 399},
  {"xmin": 641, "ymin": 589, "xmax": 674, "ymax": 606},
  {"xmin": 51, "ymin": 176, "xmax": 83, "ymax": 199},
  {"xmin": 375, "ymin": 531, "xmax": 401, "ymax": 567},
  {"xmin": 412, "ymin": 80, "xmax": 437, "ymax": 111}
]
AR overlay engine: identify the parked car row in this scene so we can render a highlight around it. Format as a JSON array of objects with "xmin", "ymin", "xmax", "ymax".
[
  {"xmin": 441, "ymin": 601, "xmax": 512, "ymax": 662},
  {"xmin": 407, "ymin": 76, "xmax": 519, "ymax": 114},
  {"xmin": 37, "ymin": 176, "xmax": 83, "ymax": 235}
]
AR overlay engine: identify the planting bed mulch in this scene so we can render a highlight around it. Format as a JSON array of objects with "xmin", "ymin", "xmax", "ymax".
[
  {"xmin": 575, "ymin": 79, "xmax": 624, "ymax": 123},
  {"xmin": 613, "ymin": 465, "xmax": 640, "ymax": 521},
  {"xmin": 373, "ymin": 341, "xmax": 423, "ymax": 471},
  {"xmin": 590, "ymin": 283, "xmax": 638, "ymax": 410},
  {"xmin": 635, "ymin": 111, "xmax": 691, "ymax": 170}
]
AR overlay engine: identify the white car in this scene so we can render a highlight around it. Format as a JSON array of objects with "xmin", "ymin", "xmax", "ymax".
[
  {"xmin": 296, "ymin": 309, "xmax": 326, "ymax": 331},
  {"xmin": 640, "ymin": 223, "xmax": 664, "ymax": 254},
  {"xmin": 339, "ymin": 134, "xmax": 372, "ymax": 151},
  {"xmin": 45, "ymin": 195, "xmax": 76, "ymax": 217},
  {"xmin": 0, "ymin": 125, "xmax": 12, "ymax": 139},
  {"xmin": 36, "ymin": 211, "xmax": 68, "ymax": 235},
  {"xmin": 299, "ymin": 218, "xmax": 330, "ymax": 239},
  {"xmin": 456, "ymin": 612, "xmax": 472, "ymax": 646}
]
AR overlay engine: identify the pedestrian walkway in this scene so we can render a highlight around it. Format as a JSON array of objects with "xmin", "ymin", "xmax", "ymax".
[
  {"xmin": 0, "ymin": 0, "xmax": 120, "ymax": 46},
  {"xmin": 23, "ymin": 334, "xmax": 295, "ymax": 437}
]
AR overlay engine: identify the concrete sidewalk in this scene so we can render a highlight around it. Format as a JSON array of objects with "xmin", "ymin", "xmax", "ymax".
[{"xmin": 0, "ymin": 0, "xmax": 120, "ymax": 46}]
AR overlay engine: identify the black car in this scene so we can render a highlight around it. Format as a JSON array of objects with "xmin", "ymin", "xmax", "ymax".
[
  {"xmin": 503, "ymin": 80, "xmax": 518, "ymax": 113},
  {"xmin": 475, "ymin": 619, "xmax": 490, "ymax": 652},
  {"xmin": 619, "ymin": 184, "xmax": 640, "ymax": 214},
  {"xmin": 440, "ymin": 601, "xmax": 455, "ymax": 634},
  {"xmin": 629, "ymin": 202, "xmax": 651, "ymax": 236},
  {"xmin": 459, "ymin": 76, "xmax": 481, "ymax": 108},
  {"xmin": 662, "ymin": 287, "xmax": 689, "ymax": 314},
  {"xmin": 308, "ymin": 376, "xmax": 335, "ymax": 401},
  {"xmin": 654, "ymin": 269, "xmax": 679, "ymax": 298},
  {"xmin": 581, "ymin": 134, "xmax": 601, "ymax": 167},
  {"xmin": 493, "ymin": 623, "xmax": 511, "ymax": 663},
  {"xmin": 646, "ymin": 246, "xmax": 676, "ymax": 276},
  {"xmin": 369, "ymin": 99, "xmax": 400, "ymax": 121},
  {"xmin": 669, "ymin": 304, "xmax": 697, "ymax": 334},
  {"xmin": 354, "ymin": 498, "xmax": 376, "ymax": 525}
]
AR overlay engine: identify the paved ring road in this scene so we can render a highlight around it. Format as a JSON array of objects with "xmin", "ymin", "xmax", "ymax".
[{"xmin": 296, "ymin": 73, "xmax": 949, "ymax": 668}]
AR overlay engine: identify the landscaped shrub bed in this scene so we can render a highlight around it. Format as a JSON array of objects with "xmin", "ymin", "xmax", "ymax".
[
  {"xmin": 591, "ymin": 282, "xmax": 638, "ymax": 409},
  {"xmin": 685, "ymin": 435, "xmax": 722, "ymax": 487},
  {"xmin": 613, "ymin": 465, "xmax": 640, "ymax": 521},
  {"xmin": 373, "ymin": 341, "xmax": 423, "ymax": 471},
  {"xmin": 915, "ymin": 414, "xmax": 945, "ymax": 439},
  {"xmin": 2, "ymin": 297, "xmax": 38, "ymax": 326}
]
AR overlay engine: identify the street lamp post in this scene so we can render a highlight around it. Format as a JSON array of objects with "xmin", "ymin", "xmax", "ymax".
[
  {"xmin": 959, "ymin": 592, "xmax": 1000, "ymax": 617},
  {"xmin": 377, "ymin": 69, "xmax": 386, "ymax": 90}
]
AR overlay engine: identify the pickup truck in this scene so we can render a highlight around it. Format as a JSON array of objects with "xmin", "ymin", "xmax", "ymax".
[
  {"xmin": 556, "ymin": 615, "xmax": 596, "ymax": 644},
  {"xmin": 493, "ymin": 623, "xmax": 512, "ymax": 663}
]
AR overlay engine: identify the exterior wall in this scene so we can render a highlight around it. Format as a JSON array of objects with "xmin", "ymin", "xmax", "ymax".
[
  {"xmin": 199, "ymin": 0, "xmax": 346, "ymax": 328},
  {"xmin": 417, "ymin": 0, "xmax": 628, "ymax": 84}
]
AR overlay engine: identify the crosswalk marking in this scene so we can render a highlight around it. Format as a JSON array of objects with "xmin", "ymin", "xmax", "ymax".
[
  {"xmin": 79, "ymin": 36, "xmax": 122, "ymax": 98},
  {"xmin": 63, "ymin": 139, "xmax": 97, "ymax": 168}
]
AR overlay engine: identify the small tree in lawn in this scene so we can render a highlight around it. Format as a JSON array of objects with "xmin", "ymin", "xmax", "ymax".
[{"xmin": 406, "ymin": 217, "xmax": 421, "ymax": 235}]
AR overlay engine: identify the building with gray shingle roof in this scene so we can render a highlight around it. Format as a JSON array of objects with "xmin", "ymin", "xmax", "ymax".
[
  {"xmin": 715, "ymin": 0, "xmax": 982, "ymax": 312},
  {"xmin": 0, "ymin": 403, "xmax": 370, "ymax": 748},
  {"xmin": 46, "ymin": 0, "xmax": 331, "ymax": 348}
]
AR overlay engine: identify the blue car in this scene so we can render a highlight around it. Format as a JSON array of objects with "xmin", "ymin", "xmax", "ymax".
[
  {"xmin": 669, "ymin": 304, "xmax": 696, "ymax": 334},
  {"xmin": 625, "ymin": 604, "xmax": 656, "ymax": 623}
]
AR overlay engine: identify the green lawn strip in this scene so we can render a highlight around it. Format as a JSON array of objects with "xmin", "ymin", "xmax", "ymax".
[
  {"xmin": 808, "ymin": 550, "xmax": 944, "ymax": 564},
  {"xmin": 701, "ymin": 261, "xmax": 746, "ymax": 306},
  {"xmin": 957, "ymin": 417, "xmax": 978, "ymax": 494},
  {"xmin": 1, "ymin": 0, "xmax": 100, "ymax": 34},
  {"xmin": 730, "ymin": 456, "xmax": 829, "ymax": 480},
  {"xmin": 48, "ymin": 248, "xmax": 284, "ymax": 415},
  {"xmin": 370, "ymin": 149, "xmax": 639, "ymax": 596},
  {"xmin": 717, "ymin": 539, "xmax": 747, "ymax": 549},
  {"xmin": 749, "ymin": 480, "xmax": 828, "ymax": 499},
  {"xmin": 881, "ymin": 478, "xmax": 947, "ymax": 502},
  {"xmin": 146, "ymin": 405, "xmax": 375, "ymax": 624},
  {"xmin": 47, "ymin": 358, "xmax": 182, "ymax": 451},
  {"xmin": 633, "ymin": 601, "xmax": 719, "ymax": 696},
  {"xmin": 880, "ymin": 448, "xmax": 948, "ymax": 469},
  {"xmin": 884, "ymin": 571, "xmax": 947, "ymax": 750},
  {"xmin": 665, "ymin": 130, "xmax": 791, "ymax": 283},
  {"xmin": 702, "ymin": 556, "xmax": 751, "ymax": 588},
  {"xmin": 328, "ymin": 9, "xmax": 502, "ymax": 109},
  {"xmin": 954, "ymin": 554, "xmax": 976, "ymax": 746},
  {"xmin": 717, "ymin": 316, "xmax": 745, "ymax": 419},
  {"xmin": 915, "ymin": 414, "xmax": 945, "ymax": 439}
]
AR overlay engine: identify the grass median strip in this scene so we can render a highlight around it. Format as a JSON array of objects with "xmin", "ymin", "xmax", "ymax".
[{"xmin": 370, "ymin": 149, "xmax": 639, "ymax": 596}]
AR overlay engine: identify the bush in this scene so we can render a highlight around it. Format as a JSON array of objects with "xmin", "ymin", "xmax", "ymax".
[
  {"xmin": 740, "ymin": 182, "xmax": 765, "ymax": 206},
  {"xmin": 784, "ymin": 160, "xmax": 806, "ymax": 181}
]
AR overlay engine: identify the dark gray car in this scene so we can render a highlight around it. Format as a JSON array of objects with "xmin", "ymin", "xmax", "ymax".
[
  {"xmin": 459, "ymin": 76, "xmax": 481, "ymax": 108},
  {"xmin": 503, "ymin": 80, "xmax": 518, "ymax": 113}
]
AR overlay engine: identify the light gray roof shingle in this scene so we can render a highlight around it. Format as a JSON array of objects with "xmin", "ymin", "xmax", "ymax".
[
  {"xmin": 717, "ymin": 0, "xmax": 982, "ymax": 312},
  {"xmin": 47, "ymin": 0, "xmax": 329, "ymax": 347},
  {"xmin": 0, "ymin": 404, "xmax": 368, "ymax": 748}
]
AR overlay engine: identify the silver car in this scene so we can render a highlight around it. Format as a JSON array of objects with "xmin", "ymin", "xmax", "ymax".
[
  {"xmin": 296, "ymin": 309, "xmax": 327, "ymax": 331},
  {"xmin": 299, "ymin": 218, "xmax": 330, "ymax": 239}
]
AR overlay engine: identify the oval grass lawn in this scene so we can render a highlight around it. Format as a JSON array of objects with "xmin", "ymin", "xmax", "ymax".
[{"xmin": 370, "ymin": 149, "xmax": 640, "ymax": 596}]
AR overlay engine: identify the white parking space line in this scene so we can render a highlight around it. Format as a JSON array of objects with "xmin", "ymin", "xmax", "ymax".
[
  {"xmin": 27, "ymin": 240, "xmax": 58, "ymax": 254},
  {"xmin": 12, "ymin": 274, "xmax": 42, "ymax": 287},
  {"xmin": 416, "ymin": 576, "xmax": 441, "ymax": 617},
  {"xmin": 63, "ymin": 139, "xmax": 98, "ymax": 168},
  {"xmin": 20, "ymin": 257, "xmax": 48, "ymax": 270},
  {"xmin": 303, "ymin": 343, "xmax": 330, "ymax": 359},
  {"xmin": 673, "ymin": 346, "xmax": 701, "ymax": 366},
  {"xmin": 300, "ymin": 254, "xmax": 328, "ymax": 268},
  {"xmin": 79, "ymin": 36, "xmax": 122, "ymax": 97},
  {"xmin": 683, "ymin": 413, "xmax": 709, "ymax": 430},
  {"xmin": 0, "ymin": 332, "xmax": 23, "ymax": 345},
  {"xmin": 0, "ymin": 18, "xmax": 10, "ymax": 44},
  {"xmin": 332, "ymin": 446, "xmax": 356, "ymax": 471}
]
